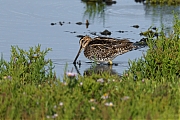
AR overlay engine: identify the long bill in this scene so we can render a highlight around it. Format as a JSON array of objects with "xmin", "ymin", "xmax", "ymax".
[{"xmin": 73, "ymin": 46, "xmax": 82, "ymax": 64}]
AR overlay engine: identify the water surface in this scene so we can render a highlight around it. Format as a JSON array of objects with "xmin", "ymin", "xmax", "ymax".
[{"xmin": 0, "ymin": 0, "xmax": 179, "ymax": 78}]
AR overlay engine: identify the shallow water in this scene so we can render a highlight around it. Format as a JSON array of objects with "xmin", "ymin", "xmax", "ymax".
[{"xmin": 0, "ymin": 0, "xmax": 179, "ymax": 78}]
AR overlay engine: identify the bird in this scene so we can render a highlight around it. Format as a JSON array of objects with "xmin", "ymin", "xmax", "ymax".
[{"xmin": 73, "ymin": 35, "xmax": 135, "ymax": 65}]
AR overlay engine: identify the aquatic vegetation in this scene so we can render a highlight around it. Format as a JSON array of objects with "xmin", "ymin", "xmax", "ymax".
[
  {"xmin": 129, "ymin": 15, "xmax": 180, "ymax": 80},
  {"xmin": 0, "ymin": 15, "xmax": 179, "ymax": 120},
  {"xmin": 140, "ymin": 27, "xmax": 158, "ymax": 37},
  {"xmin": 82, "ymin": 0, "xmax": 105, "ymax": 22},
  {"xmin": 146, "ymin": 0, "xmax": 180, "ymax": 5}
]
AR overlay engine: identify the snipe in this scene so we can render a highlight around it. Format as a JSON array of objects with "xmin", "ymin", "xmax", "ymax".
[{"xmin": 73, "ymin": 35, "xmax": 135, "ymax": 64}]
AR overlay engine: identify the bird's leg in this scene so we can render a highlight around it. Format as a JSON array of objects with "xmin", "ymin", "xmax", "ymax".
[{"xmin": 108, "ymin": 60, "xmax": 113, "ymax": 65}]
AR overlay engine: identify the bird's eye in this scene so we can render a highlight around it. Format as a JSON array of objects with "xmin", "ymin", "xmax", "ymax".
[
  {"xmin": 79, "ymin": 39, "xmax": 84, "ymax": 45},
  {"xmin": 79, "ymin": 36, "xmax": 86, "ymax": 44}
]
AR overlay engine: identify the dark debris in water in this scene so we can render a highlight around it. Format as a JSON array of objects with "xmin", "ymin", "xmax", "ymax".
[
  {"xmin": 51, "ymin": 20, "xmax": 90, "ymax": 28},
  {"xmin": 59, "ymin": 21, "xmax": 64, "ymax": 26},
  {"xmin": 50, "ymin": 20, "xmax": 89, "ymax": 28},
  {"xmin": 76, "ymin": 22, "xmax": 83, "ymax": 25},
  {"xmin": 50, "ymin": 23, "xmax": 56, "ymax": 26},
  {"xmin": 51, "ymin": 21, "xmax": 66, "ymax": 26},
  {"xmin": 76, "ymin": 20, "xmax": 89, "ymax": 27},
  {"xmin": 100, "ymin": 29, "xmax": 111, "ymax": 35},
  {"xmin": 76, "ymin": 35, "xmax": 85, "ymax": 38},
  {"xmin": 90, "ymin": 32, "xmax": 97, "ymax": 36},
  {"xmin": 131, "ymin": 25, "xmax": 139, "ymax": 28},
  {"xmin": 116, "ymin": 30, "xmax": 127, "ymax": 33}
]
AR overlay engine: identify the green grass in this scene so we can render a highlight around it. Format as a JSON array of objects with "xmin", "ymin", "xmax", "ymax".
[{"xmin": 0, "ymin": 16, "xmax": 179, "ymax": 119}]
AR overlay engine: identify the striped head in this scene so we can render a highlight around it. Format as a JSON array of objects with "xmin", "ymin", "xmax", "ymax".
[
  {"xmin": 79, "ymin": 35, "xmax": 92, "ymax": 49},
  {"xmin": 73, "ymin": 35, "xmax": 92, "ymax": 64}
]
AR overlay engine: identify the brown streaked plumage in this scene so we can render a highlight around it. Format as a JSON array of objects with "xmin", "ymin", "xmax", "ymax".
[{"xmin": 73, "ymin": 35, "xmax": 134, "ymax": 64}]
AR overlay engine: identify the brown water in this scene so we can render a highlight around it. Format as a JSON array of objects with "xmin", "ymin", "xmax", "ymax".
[{"xmin": 0, "ymin": 0, "xmax": 179, "ymax": 78}]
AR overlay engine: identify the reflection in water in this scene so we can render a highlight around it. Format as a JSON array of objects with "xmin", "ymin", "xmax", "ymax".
[
  {"xmin": 82, "ymin": 1, "xmax": 105, "ymax": 22},
  {"xmin": 134, "ymin": 0, "xmax": 146, "ymax": 3},
  {"xmin": 134, "ymin": 1, "xmax": 180, "ymax": 34},
  {"xmin": 84, "ymin": 65, "xmax": 118, "ymax": 76},
  {"xmin": 144, "ymin": 5, "xmax": 180, "ymax": 34},
  {"xmin": 74, "ymin": 64, "xmax": 119, "ymax": 76}
]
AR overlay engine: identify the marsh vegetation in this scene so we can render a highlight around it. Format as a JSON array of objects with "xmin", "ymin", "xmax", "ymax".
[{"xmin": 0, "ymin": 14, "xmax": 179, "ymax": 119}]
